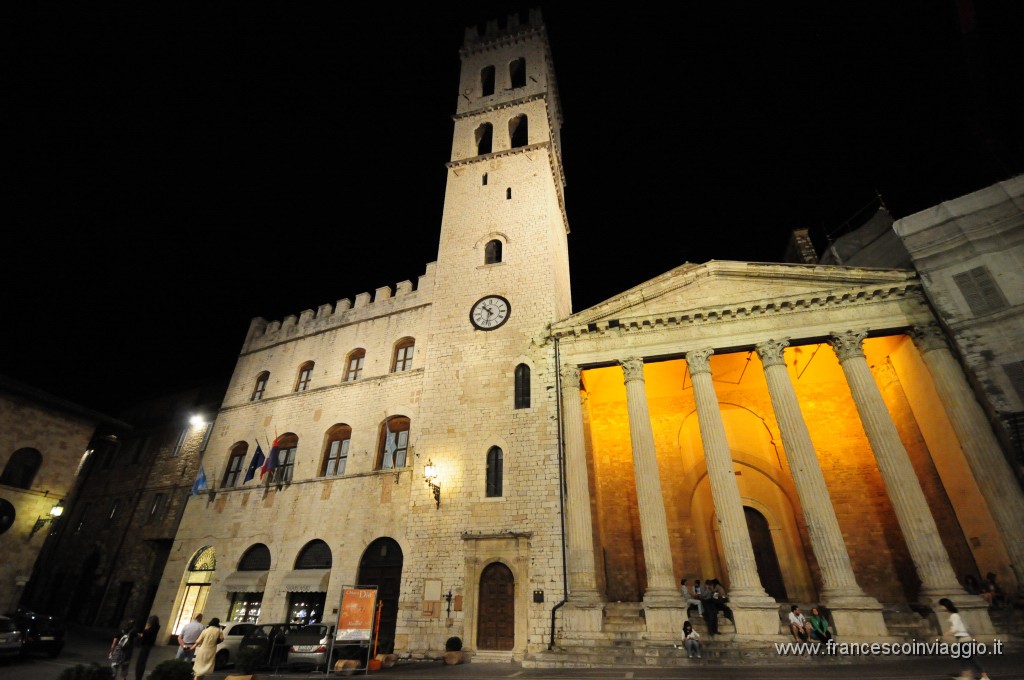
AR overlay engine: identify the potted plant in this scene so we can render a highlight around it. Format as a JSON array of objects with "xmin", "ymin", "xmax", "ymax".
[{"xmin": 443, "ymin": 636, "xmax": 463, "ymax": 665}]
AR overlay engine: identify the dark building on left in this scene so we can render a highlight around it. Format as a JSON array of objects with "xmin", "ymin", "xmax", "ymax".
[
  {"xmin": 0, "ymin": 375, "xmax": 128, "ymax": 614},
  {"xmin": 15, "ymin": 380, "xmax": 225, "ymax": 634}
]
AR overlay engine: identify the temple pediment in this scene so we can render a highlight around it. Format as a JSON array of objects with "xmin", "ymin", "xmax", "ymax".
[{"xmin": 553, "ymin": 260, "xmax": 918, "ymax": 334}]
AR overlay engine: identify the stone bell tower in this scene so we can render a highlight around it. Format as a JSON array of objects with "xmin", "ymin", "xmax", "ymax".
[{"xmin": 405, "ymin": 9, "xmax": 574, "ymax": 656}]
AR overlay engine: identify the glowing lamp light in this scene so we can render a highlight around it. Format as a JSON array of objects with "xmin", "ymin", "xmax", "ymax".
[
  {"xmin": 189, "ymin": 414, "xmax": 206, "ymax": 428},
  {"xmin": 30, "ymin": 499, "xmax": 64, "ymax": 538},
  {"xmin": 423, "ymin": 459, "xmax": 441, "ymax": 509}
]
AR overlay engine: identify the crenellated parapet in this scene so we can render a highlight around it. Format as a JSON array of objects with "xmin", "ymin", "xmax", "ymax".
[
  {"xmin": 462, "ymin": 8, "xmax": 544, "ymax": 50},
  {"xmin": 241, "ymin": 262, "xmax": 436, "ymax": 354}
]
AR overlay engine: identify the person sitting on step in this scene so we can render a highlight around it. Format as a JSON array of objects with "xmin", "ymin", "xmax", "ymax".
[
  {"xmin": 681, "ymin": 578, "xmax": 703, "ymax": 618},
  {"xmin": 788, "ymin": 605, "xmax": 811, "ymax": 641},
  {"xmin": 808, "ymin": 606, "xmax": 833, "ymax": 643},
  {"xmin": 682, "ymin": 620, "xmax": 702, "ymax": 659}
]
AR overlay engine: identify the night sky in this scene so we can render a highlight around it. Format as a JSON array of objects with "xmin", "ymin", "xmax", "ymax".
[{"xmin": 6, "ymin": 2, "xmax": 1023, "ymax": 416}]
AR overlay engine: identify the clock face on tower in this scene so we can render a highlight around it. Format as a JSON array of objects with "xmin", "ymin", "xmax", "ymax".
[{"xmin": 470, "ymin": 295, "xmax": 511, "ymax": 330}]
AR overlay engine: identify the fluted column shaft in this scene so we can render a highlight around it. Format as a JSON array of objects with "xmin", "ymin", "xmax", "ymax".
[
  {"xmin": 686, "ymin": 349, "xmax": 771, "ymax": 601},
  {"xmin": 756, "ymin": 339, "xmax": 878, "ymax": 605},
  {"xmin": 912, "ymin": 325, "xmax": 1024, "ymax": 583},
  {"xmin": 829, "ymin": 331, "xmax": 964, "ymax": 596},
  {"xmin": 560, "ymin": 365, "xmax": 601, "ymax": 603},
  {"xmin": 619, "ymin": 357, "xmax": 680, "ymax": 600}
]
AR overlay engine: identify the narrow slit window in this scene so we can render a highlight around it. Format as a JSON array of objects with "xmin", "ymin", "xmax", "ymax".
[
  {"xmin": 506, "ymin": 188, "xmax": 512, "ymax": 200},
  {"xmin": 514, "ymin": 364, "xmax": 531, "ymax": 408},
  {"xmin": 482, "ymin": 173, "xmax": 488, "ymax": 186},
  {"xmin": 486, "ymin": 446, "xmax": 503, "ymax": 497}
]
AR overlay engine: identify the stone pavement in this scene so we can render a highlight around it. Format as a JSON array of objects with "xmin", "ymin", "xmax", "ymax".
[{"xmin": 13, "ymin": 622, "xmax": 1021, "ymax": 680}]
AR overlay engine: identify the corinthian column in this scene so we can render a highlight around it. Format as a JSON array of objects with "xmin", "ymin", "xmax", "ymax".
[
  {"xmin": 911, "ymin": 324, "xmax": 1024, "ymax": 586},
  {"xmin": 559, "ymin": 364, "xmax": 601, "ymax": 605},
  {"xmin": 619, "ymin": 357, "xmax": 681, "ymax": 603},
  {"xmin": 828, "ymin": 332, "xmax": 991, "ymax": 632},
  {"xmin": 686, "ymin": 349, "xmax": 778, "ymax": 634},
  {"xmin": 755, "ymin": 339, "xmax": 887, "ymax": 636}
]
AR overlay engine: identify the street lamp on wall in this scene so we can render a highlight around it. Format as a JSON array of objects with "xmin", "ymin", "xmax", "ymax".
[
  {"xmin": 424, "ymin": 459, "xmax": 441, "ymax": 509},
  {"xmin": 29, "ymin": 499, "xmax": 64, "ymax": 539}
]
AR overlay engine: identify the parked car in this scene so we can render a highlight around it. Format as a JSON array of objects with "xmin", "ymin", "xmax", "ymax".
[
  {"xmin": 215, "ymin": 621, "xmax": 257, "ymax": 670},
  {"xmin": 287, "ymin": 624, "xmax": 334, "ymax": 671},
  {"xmin": 237, "ymin": 623, "xmax": 302, "ymax": 669},
  {"xmin": 11, "ymin": 611, "xmax": 64, "ymax": 658},
  {"xmin": 0, "ymin": 616, "xmax": 22, "ymax": 657}
]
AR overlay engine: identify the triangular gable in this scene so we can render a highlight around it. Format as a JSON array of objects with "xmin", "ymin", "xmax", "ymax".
[{"xmin": 556, "ymin": 260, "xmax": 916, "ymax": 329}]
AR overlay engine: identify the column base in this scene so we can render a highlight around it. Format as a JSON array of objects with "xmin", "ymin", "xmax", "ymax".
[
  {"xmin": 820, "ymin": 594, "xmax": 888, "ymax": 637},
  {"xmin": 918, "ymin": 588, "xmax": 995, "ymax": 636},
  {"xmin": 641, "ymin": 599, "xmax": 685, "ymax": 638},
  {"xmin": 568, "ymin": 588, "xmax": 603, "ymax": 607},
  {"xmin": 728, "ymin": 594, "xmax": 781, "ymax": 636},
  {"xmin": 560, "ymin": 602, "xmax": 604, "ymax": 633}
]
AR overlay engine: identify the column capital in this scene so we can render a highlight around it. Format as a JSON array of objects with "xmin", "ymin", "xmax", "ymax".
[
  {"xmin": 829, "ymin": 330, "xmax": 868, "ymax": 362},
  {"xmin": 560, "ymin": 364, "xmax": 581, "ymax": 386},
  {"xmin": 619, "ymin": 357, "xmax": 645, "ymax": 383},
  {"xmin": 755, "ymin": 339, "xmax": 790, "ymax": 368},
  {"xmin": 685, "ymin": 348, "xmax": 714, "ymax": 375},
  {"xmin": 910, "ymin": 324, "xmax": 949, "ymax": 353}
]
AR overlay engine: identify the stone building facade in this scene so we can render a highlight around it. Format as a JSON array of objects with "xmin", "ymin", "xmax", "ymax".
[
  {"xmin": 150, "ymin": 10, "xmax": 1022, "ymax": 662},
  {"xmin": 894, "ymin": 176, "xmax": 1024, "ymax": 483},
  {"xmin": 0, "ymin": 375, "xmax": 122, "ymax": 614},
  {"xmin": 21, "ymin": 384, "xmax": 224, "ymax": 630}
]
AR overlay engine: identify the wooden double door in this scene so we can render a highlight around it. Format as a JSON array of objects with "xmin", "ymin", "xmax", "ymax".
[{"xmin": 477, "ymin": 562, "xmax": 514, "ymax": 650}]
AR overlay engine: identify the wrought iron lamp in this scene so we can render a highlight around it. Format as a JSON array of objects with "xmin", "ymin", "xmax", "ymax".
[
  {"xmin": 424, "ymin": 459, "xmax": 441, "ymax": 509},
  {"xmin": 29, "ymin": 499, "xmax": 64, "ymax": 539}
]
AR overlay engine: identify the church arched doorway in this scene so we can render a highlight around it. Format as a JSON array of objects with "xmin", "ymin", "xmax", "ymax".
[
  {"xmin": 477, "ymin": 562, "xmax": 514, "ymax": 650},
  {"xmin": 357, "ymin": 538, "xmax": 403, "ymax": 653},
  {"xmin": 745, "ymin": 506, "xmax": 788, "ymax": 601}
]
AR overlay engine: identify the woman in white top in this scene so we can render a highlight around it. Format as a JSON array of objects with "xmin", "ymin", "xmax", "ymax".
[{"xmin": 937, "ymin": 599, "xmax": 988, "ymax": 679}]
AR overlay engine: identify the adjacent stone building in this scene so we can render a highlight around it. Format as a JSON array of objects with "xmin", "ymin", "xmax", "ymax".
[
  {"xmin": 0, "ymin": 374, "xmax": 123, "ymax": 615},
  {"xmin": 21, "ymin": 384, "xmax": 225, "ymax": 629},
  {"xmin": 149, "ymin": 10, "xmax": 1022, "ymax": 664}
]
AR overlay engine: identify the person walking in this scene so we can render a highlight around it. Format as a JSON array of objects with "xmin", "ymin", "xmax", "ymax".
[
  {"xmin": 682, "ymin": 620, "xmax": 702, "ymax": 659},
  {"xmin": 938, "ymin": 598, "xmax": 989, "ymax": 679},
  {"xmin": 134, "ymin": 615, "xmax": 160, "ymax": 680},
  {"xmin": 190, "ymin": 617, "xmax": 224, "ymax": 680},
  {"xmin": 109, "ymin": 619, "xmax": 137, "ymax": 680},
  {"xmin": 176, "ymin": 613, "xmax": 204, "ymax": 661}
]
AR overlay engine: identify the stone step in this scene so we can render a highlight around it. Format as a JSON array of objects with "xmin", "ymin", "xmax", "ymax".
[{"xmin": 470, "ymin": 650, "xmax": 515, "ymax": 663}]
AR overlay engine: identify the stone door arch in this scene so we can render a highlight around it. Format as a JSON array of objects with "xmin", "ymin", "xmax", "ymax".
[{"xmin": 357, "ymin": 537, "xmax": 403, "ymax": 653}]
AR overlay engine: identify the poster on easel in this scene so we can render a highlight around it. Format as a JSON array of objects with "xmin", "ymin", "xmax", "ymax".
[
  {"xmin": 327, "ymin": 585, "xmax": 378, "ymax": 675},
  {"xmin": 336, "ymin": 586, "xmax": 378, "ymax": 642}
]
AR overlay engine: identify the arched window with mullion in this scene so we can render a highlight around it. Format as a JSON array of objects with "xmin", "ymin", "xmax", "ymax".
[
  {"xmin": 322, "ymin": 425, "xmax": 351, "ymax": 477},
  {"xmin": 222, "ymin": 442, "xmax": 248, "ymax": 487}
]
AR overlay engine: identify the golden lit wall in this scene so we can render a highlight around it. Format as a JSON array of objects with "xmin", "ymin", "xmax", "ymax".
[{"xmin": 580, "ymin": 335, "xmax": 995, "ymax": 605}]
